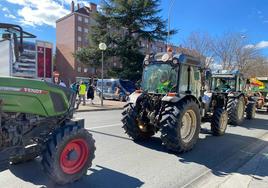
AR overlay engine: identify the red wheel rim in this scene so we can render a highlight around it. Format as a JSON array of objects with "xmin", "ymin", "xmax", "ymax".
[{"xmin": 60, "ymin": 139, "xmax": 89, "ymax": 174}]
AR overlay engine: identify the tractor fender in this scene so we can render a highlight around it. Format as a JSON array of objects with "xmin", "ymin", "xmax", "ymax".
[
  {"xmin": 228, "ymin": 92, "xmax": 244, "ymax": 99},
  {"xmin": 162, "ymin": 95, "xmax": 180, "ymax": 103},
  {"xmin": 162, "ymin": 95, "xmax": 200, "ymax": 106},
  {"xmin": 128, "ymin": 92, "xmax": 143, "ymax": 104}
]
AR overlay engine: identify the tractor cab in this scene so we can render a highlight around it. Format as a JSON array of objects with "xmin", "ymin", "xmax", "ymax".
[
  {"xmin": 141, "ymin": 52, "xmax": 203, "ymax": 98},
  {"xmin": 210, "ymin": 70, "xmax": 245, "ymax": 93}
]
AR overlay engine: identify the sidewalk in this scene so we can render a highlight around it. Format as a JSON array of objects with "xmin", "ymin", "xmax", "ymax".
[
  {"xmin": 219, "ymin": 145, "xmax": 268, "ymax": 188},
  {"xmin": 76, "ymin": 96, "xmax": 126, "ymax": 112}
]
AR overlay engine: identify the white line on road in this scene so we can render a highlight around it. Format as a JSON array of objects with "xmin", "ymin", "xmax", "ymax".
[{"xmin": 88, "ymin": 123, "xmax": 122, "ymax": 130}]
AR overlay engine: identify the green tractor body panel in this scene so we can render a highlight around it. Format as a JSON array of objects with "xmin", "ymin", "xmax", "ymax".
[{"xmin": 0, "ymin": 77, "xmax": 74, "ymax": 117}]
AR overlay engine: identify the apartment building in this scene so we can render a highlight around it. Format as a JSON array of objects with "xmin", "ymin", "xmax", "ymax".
[{"xmin": 56, "ymin": 1, "xmax": 97, "ymax": 84}]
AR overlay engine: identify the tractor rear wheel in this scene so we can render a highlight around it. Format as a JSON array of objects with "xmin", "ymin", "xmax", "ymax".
[
  {"xmin": 42, "ymin": 125, "xmax": 95, "ymax": 185},
  {"xmin": 122, "ymin": 103, "xmax": 154, "ymax": 141},
  {"xmin": 210, "ymin": 108, "xmax": 228, "ymax": 136},
  {"xmin": 246, "ymin": 102, "xmax": 256, "ymax": 119},
  {"xmin": 227, "ymin": 96, "xmax": 245, "ymax": 126},
  {"xmin": 160, "ymin": 99, "xmax": 200, "ymax": 153}
]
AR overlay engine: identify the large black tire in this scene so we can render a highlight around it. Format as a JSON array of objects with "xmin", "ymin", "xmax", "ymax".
[
  {"xmin": 246, "ymin": 102, "xmax": 256, "ymax": 119},
  {"xmin": 160, "ymin": 99, "xmax": 201, "ymax": 153},
  {"xmin": 211, "ymin": 108, "xmax": 228, "ymax": 136},
  {"xmin": 42, "ymin": 125, "xmax": 95, "ymax": 185},
  {"xmin": 10, "ymin": 147, "xmax": 39, "ymax": 165},
  {"xmin": 227, "ymin": 96, "xmax": 245, "ymax": 126},
  {"xmin": 122, "ymin": 103, "xmax": 154, "ymax": 141}
]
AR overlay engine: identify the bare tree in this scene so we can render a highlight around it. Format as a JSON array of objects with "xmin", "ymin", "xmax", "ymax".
[
  {"xmin": 242, "ymin": 57, "xmax": 268, "ymax": 77},
  {"xmin": 183, "ymin": 32, "xmax": 214, "ymax": 68},
  {"xmin": 211, "ymin": 32, "xmax": 262, "ymax": 72},
  {"xmin": 210, "ymin": 33, "xmax": 242, "ymax": 70}
]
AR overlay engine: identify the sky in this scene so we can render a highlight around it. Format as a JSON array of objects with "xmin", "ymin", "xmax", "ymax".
[{"xmin": 0, "ymin": 0, "xmax": 268, "ymax": 55}]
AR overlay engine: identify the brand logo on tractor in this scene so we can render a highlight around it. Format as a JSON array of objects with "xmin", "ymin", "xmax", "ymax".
[
  {"xmin": 20, "ymin": 88, "xmax": 48, "ymax": 94},
  {"xmin": 0, "ymin": 87, "xmax": 47, "ymax": 94}
]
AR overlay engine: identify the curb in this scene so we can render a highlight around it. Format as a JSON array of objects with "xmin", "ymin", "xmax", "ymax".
[{"xmin": 76, "ymin": 107, "xmax": 124, "ymax": 112}]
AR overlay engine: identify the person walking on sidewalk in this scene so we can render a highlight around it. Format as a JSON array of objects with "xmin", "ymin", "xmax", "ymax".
[
  {"xmin": 77, "ymin": 81, "xmax": 87, "ymax": 107},
  {"xmin": 87, "ymin": 83, "xmax": 95, "ymax": 105}
]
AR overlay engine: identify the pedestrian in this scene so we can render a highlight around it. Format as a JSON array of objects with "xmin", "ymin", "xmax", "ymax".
[
  {"xmin": 77, "ymin": 81, "xmax": 86, "ymax": 107},
  {"xmin": 59, "ymin": 80, "xmax": 66, "ymax": 87},
  {"xmin": 87, "ymin": 83, "xmax": 95, "ymax": 104}
]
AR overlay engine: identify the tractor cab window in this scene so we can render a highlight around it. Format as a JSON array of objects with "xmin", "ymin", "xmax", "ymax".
[
  {"xmin": 142, "ymin": 63, "xmax": 178, "ymax": 94},
  {"xmin": 212, "ymin": 77, "xmax": 236, "ymax": 92},
  {"xmin": 179, "ymin": 65, "xmax": 201, "ymax": 97}
]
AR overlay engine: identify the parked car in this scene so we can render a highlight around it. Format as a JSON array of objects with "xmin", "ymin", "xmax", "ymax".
[{"xmin": 96, "ymin": 79, "xmax": 136, "ymax": 101}]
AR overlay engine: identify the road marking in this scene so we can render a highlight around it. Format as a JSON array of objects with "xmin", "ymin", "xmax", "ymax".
[{"xmin": 88, "ymin": 123, "xmax": 122, "ymax": 130}]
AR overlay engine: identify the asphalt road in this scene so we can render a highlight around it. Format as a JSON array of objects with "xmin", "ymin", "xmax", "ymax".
[{"xmin": 0, "ymin": 110, "xmax": 268, "ymax": 188}]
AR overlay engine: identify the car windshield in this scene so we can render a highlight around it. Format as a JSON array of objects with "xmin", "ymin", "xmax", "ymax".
[
  {"xmin": 212, "ymin": 77, "xmax": 236, "ymax": 92},
  {"xmin": 142, "ymin": 63, "xmax": 178, "ymax": 94},
  {"xmin": 119, "ymin": 80, "xmax": 136, "ymax": 93}
]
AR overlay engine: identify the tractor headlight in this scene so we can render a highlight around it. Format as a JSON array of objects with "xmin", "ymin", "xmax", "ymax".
[
  {"xmin": 144, "ymin": 60, "xmax": 150, "ymax": 66},
  {"xmin": 162, "ymin": 53, "xmax": 170, "ymax": 62}
]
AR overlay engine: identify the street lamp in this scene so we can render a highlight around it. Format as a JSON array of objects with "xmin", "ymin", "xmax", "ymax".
[{"xmin": 99, "ymin": 42, "xmax": 107, "ymax": 107}]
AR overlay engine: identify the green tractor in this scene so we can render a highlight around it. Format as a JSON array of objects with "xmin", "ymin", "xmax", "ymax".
[
  {"xmin": 0, "ymin": 23, "xmax": 95, "ymax": 185},
  {"xmin": 209, "ymin": 70, "xmax": 256, "ymax": 125},
  {"xmin": 122, "ymin": 52, "xmax": 229, "ymax": 153}
]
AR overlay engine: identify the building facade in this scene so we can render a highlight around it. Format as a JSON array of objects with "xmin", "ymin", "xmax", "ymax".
[{"xmin": 56, "ymin": 1, "xmax": 97, "ymax": 85}]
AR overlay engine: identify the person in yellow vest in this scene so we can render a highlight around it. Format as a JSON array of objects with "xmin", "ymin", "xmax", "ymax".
[{"xmin": 78, "ymin": 81, "xmax": 87, "ymax": 106}]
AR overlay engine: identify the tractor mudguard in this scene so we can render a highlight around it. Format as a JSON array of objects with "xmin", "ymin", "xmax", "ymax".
[
  {"xmin": 162, "ymin": 95, "xmax": 180, "ymax": 103},
  {"xmin": 128, "ymin": 92, "xmax": 142, "ymax": 104}
]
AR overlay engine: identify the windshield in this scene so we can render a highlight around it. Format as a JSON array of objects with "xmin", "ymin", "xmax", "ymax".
[
  {"xmin": 119, "ymin": 80, "xmax": 136, "ymax": 93},
  {"xmin": 142, "ymin": 63, "xmax": 178, "ymax": 94},
  {"xmin": 212, "ymin": 77, "xmax": 236, "ymax": 92}
]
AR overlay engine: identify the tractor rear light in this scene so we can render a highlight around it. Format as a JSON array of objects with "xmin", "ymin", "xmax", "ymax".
[{"xmin": 167, "ymin": 92, "xmax": 177, "ymax": 97}]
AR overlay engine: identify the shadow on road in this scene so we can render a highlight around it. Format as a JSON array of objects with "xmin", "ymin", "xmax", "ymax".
[
  {"xmin": 135, "ymin": 118, "xmax": 268, "ymax": 182},
  {"xmin": 9, "ymin": 161, "xmax": 144, "ymax": 188},
  {"xmin": 242, "ymin": 117, "xmax": 268, "ymax": 131}
]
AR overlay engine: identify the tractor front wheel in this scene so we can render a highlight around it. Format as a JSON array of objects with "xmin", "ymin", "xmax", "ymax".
[
  {"xmin": 42, "ymin": 125, "xmax": 95, "ymax": 185},
  {"xmin": 227, "ymin": 97, "xmax": 245, "ymax": 126},
  {"xmin": 122, "ymin": 103, "xmax": 154, "ymax": 141},
  {"xmin": 246, "ymin": 102, "xmax": 256, "ymax": 120},
  {"xmin": 160, "ymin": 99, "xmax": 201, "ymax": 153},
  {"xmin": 210, "ymin": 108, "xmax": 228, "ymax": 136}
]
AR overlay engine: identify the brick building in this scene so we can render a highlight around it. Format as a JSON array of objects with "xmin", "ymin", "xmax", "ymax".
[{"xmin": 56, "ymin": 1, "xmax": 97, "ymax": 85}]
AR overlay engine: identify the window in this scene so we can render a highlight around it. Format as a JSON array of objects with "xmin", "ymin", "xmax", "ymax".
[
  {"xmin": 84, "ymin": 28, "xmax": 89, "ymax": 33},
  {"xmin": 84, "ymin": 18, "xmax": 89, "ymax": 23},
  {"xmin": 77, "ymin": 67, "xmax": 82, "ymax": 72},
  {"xmin": 84, "ymin": 68, "xmax": 88, "ymax": 73},
  {"xmin": 78, "ymin": 16, "xmax": 82, "ymax": 22},
  {"xmin": 113, "ymin": 62, "xmax": 117, "ymax": 67},
  {"xmin": 78, "ymin": 36, "xmax": 82, "ymax": 41},
  {"xmin": 77, "ymin": 47, "xmax": 81, "ymax": 51},
  {"xmin": 78, "ymin": 26, "xmax": 82, "ymax": 32}
]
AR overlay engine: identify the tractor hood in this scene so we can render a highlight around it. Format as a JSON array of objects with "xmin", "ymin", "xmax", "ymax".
[{"xmin": 0, "ymin": 77, "xmax": 74, "ymax": 117}]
